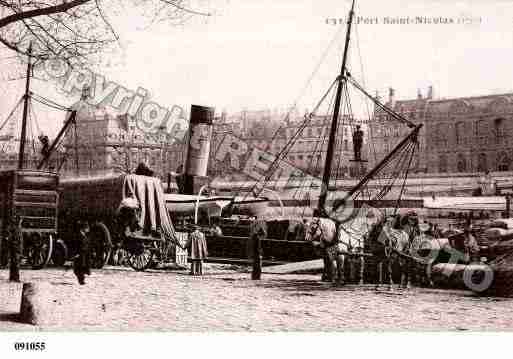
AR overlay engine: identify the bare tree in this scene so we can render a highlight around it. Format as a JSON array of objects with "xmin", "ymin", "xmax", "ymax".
[{"xmin": 0, "ymin": 0, "xmax": 211, "ymax": 66}]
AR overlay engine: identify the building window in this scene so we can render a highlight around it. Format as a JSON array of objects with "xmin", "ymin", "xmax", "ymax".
[
  {"xmin": 298, "ymin": 155, "xmax": 303, "ymax": 160},
  {"xmin": 477, "ymin": 153, "xmax": 487, "ymax": 172},
  {"xmin": 455, "ymin": 122, "xmax": 465, "ymax": 145},
  {"xmin": 439, "ymin": 154, "xmax": 447, "ymax": 173},
  {"xmin": 343, "ymin": 139, "xmax": 348, "ymax": 151},
  {"xmin": 494, "ymin": 118, "xmax": 506, "ymax": 144},
  {"xmin": 456, "ymin": 154, "xmax": 466, "ymax": 172},
  {"xmin": 436, "ymin": 123, "xmax": 448, "ymax": 147},
  {"xmin": 476, "ymin": 120, "xmax": 488, "ymax": 145},
  {"xmin": 307, "ymin": 129, "xmax": 313, "ymax": 137},
  {"xmin": 497, "ymin": 152, "xmax": 509, "ymax": 171}
]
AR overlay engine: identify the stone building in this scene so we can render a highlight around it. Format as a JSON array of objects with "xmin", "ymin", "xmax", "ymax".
[
  {"xmin": 425, "ymin": 93, "xmax": 513, "ymax": 174},
  {"xmin": 370, "ymin": 87, "xmax": 430, "ymax": 174},
  {"xmin": 60, "ymin": 96, "xmax": 185, "ymax": 179},
  {"xmin": 0, "ymin": 139, "xmax": 43, "ymax": 169},
  {"xmin": 371, "ymin": 87, "xmax": 513, "ymax": 174}
]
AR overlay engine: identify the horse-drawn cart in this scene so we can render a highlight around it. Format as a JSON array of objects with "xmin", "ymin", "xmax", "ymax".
[
  {"xmin": 0, "ymin": 170, "xmax": 58, "ymax": 269},
  {"xmin": 55, "ymin": 173, "xmax": 181, "ymax": 271}
]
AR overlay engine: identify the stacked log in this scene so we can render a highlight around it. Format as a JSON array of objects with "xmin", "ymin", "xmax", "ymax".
[{"xmin": 431, "ymin": 263, "xmax": 494, "ymax": 294}]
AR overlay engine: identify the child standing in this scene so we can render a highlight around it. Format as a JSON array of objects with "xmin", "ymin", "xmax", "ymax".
[{"xmin": 186, "ymin": 225, "xmax": 208, "ymax": 275}]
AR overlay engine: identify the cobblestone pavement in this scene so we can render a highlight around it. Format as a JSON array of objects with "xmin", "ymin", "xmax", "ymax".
[{"xmin": 1, "ymin": 264, "xmax": 512, "ymax": 331}]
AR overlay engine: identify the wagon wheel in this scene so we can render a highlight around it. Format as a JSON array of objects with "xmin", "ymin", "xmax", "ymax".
[
  {"xmin": 127, "ymin": 241, "xmax": 155, "ymax": 271},
  {"xmin": 89, "ymin": 222, "xmax": 112, "ymax": 269},
  {"xmin": 28, "ymin": 233, "xmax": 54, "ymax": 269}
]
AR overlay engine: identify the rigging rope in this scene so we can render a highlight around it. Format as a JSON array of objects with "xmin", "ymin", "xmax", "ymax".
[
  {"xmin": 0, "ymin": 96, "xmax": 23, "ymax": 134},
  {"xmin": 242, "ymin": 78, "xmax": 339, "ymax": 201},
  {"xmin": 30, "ymin": 92, "xmax": 70, "ymax": 112},
  {"xmin": 347, "ymin": 76, "xmax": 415, "ymax": 129}
]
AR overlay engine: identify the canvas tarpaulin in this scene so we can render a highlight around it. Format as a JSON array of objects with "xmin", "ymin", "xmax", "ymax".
[{"xmin": 122, "ymin": 174, "xmax": 181, "ymax": 247}]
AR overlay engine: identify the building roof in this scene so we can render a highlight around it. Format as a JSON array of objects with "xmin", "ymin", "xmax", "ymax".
[{"xmin": 427, "ymin": 93, "xmax": 513, "ymax": 113}]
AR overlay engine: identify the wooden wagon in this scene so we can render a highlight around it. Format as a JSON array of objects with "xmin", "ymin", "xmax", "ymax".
[
  {"xmin": 55, "ymin": 173, "xmax": 182, "ymax": 271},
  {"xmin": 0, "ymin": 170, "xmax": 59, "ymax": 269}
]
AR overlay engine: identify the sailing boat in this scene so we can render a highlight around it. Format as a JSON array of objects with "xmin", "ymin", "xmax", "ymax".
[
  {"xmin": 212, "ymin": 0, "xmax": 424, "ymax": 273},
  {"xmin": 239, "ymin": 0, "xmax": 422, "ymax": 220}
]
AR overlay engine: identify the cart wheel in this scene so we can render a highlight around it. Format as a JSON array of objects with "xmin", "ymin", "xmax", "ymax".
[
  {"xmin": 89, "ymin": 222, "xmax": 112, "ymax": 269},
  {"xmin": 127, "ymin": 244, "xmax": 154, "ymax": 271},
  {"xmin": 31, "ymin": 233, "xmax": 54, "ymax": 269},
  {"xmin": 51, "ymin": 239, "xmax": 68, "ymax": 267}
]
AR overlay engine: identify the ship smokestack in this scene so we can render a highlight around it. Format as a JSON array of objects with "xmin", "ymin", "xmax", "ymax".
[
  {"xmin": 427, "ymin": 85, "xmax": 434, "ymax": 99},
  {"xmin": 388, "ymin": 87, "xmax": 395, "ymax": 107},
  {"xmin": 183, "ymin": 104, "xmax": 214, "ymax": 194}
]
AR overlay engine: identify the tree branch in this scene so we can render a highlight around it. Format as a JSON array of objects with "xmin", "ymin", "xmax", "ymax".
[{"xmin": 0, "ymin": 0, "xmax": 92, "ymax": 29}]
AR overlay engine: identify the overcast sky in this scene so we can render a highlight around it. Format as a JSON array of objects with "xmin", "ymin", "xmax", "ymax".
[{"xmin": 1, "ymin": 0, "xmax": 513, "ymax": 135}]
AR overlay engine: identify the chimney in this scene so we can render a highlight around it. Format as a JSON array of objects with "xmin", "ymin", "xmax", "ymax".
[
  {"xmin": 427, "ymin": 85, "xmax": 433, "ymax": 99},
  {"xmin": 417, "ymin": 88, "xmax": 423, "ymax": 100},
  {"xmin": 388, "ymin": 87, "xmax": 395, "ymax": 107}
]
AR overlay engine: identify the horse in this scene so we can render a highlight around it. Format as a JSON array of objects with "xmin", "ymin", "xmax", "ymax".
[
  {"xmin": 306, "ymin": 217, "xmax": 368, "ymax": 285},
  {"xmin": 305, "ymin": 217, "xmax": 347, "ymax": 284},
  {"xmin": 367, "ymin": 214, "xmax": 413, "ymax": 289}
]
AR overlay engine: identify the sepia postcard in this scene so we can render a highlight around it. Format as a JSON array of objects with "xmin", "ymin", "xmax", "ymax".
[{"xmin": 1, "ymin": 0, "xmax": 513, "ymax": 357}]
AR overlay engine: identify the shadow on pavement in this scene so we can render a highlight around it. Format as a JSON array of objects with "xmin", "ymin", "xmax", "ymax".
[{"xmin": 0, "ymin": 312, "xmax": 22, "ymax": 323}]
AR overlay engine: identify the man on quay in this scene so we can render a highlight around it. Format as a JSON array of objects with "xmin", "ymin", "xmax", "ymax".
[
  {"xmin": 73, "ymin": 221, "xmax": 91, "ymax": 285},
  {"xmin": 249, "ymin": 216, "xmax": 267, "ymax": 280}
]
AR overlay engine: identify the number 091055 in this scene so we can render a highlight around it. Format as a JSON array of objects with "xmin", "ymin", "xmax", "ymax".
[{"xmin": 14, "ymin": 342, "xmax": 46, "ymax": 351}]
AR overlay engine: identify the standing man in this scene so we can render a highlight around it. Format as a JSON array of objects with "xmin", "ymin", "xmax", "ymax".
[
  {"xmin": 463, "ymin": 224, "xmax": 480, "ymax": 263},
  {"xmin": 352, "ymin": 125, "xmax": 364, "ymax": 162},
  {"xmin": 73, "ymin": 222, "xmax": 91, "ymax": 285},
  {"xmin": 249, "ymin": 216, "xmax": 267, "ymax": 280}
]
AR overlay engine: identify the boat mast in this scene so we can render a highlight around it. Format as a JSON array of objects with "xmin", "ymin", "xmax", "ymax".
[
  {"xmin": 317, "ymin": 0, "xmax": 356, "ymax": 215},
  {"xmin": 18, "ymin": 42, "xmax": 32, "ymax": 170}
]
